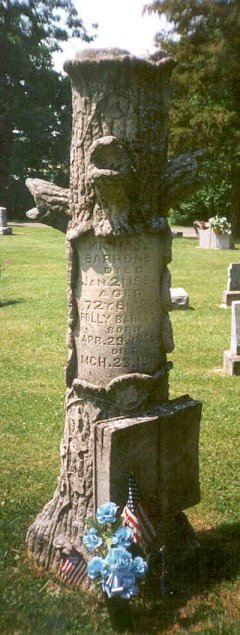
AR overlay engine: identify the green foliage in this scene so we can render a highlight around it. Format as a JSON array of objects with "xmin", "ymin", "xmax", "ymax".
[
  {"xmin": 169, "ymin": 178, "xmax": 231, "ymax": 226},
  {"xmin": 146, "ymin": 0, "xmax": 240, "ymax": 234},
  {"xmin": 0, "ymin": 226, "xmax": 240, "ymax": 632},
  {"xmin": 85, "ymin": 513, "xmax": 124, "ymax": 555},
  {"xmin": 0, "ymin": 0, "xmax": 95, "ymax": 218},
  {"xmin": 86, "ymin": 514, "xmax": 123, "ymax": 533}
]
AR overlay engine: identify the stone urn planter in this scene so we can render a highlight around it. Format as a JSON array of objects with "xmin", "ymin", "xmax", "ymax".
[
  {"xmin": 199, "ymin": 215, "xmax": 232, "ymax": 249},
  {"xmin": 199, "ymin": 228, "xmax": 232, "ymax": 249}
]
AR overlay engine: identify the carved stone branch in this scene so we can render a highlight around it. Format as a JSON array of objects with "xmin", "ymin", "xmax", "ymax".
[
  {"xmin": 26, "ymin": 152, "xmax": 206, "ymax": 233},
  {"xmin": 160, "ymin": 149, "xmax": 206, "ymax": 213},
  {"xmin": 26, "ymin": 178, "xmax": 70, "ymax": 233},
  {"xmin": 25, "ymin": 152, "xmax": 206, "ymax": 235}
]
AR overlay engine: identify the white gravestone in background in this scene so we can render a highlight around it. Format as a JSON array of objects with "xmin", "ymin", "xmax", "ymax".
[
  {"xmin": 199, "ymin": 228, "xmax": 231, "ymax": 249},
  {"xmin": 231, "ymin": 301, "xmax": 240, "ymax": 355},
  {"xmin": 223, "ymin": 301, "xmax": 240, "ymax": 375}
]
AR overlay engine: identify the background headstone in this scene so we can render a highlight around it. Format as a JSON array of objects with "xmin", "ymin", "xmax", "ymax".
[
  {"xmin": 227, "ymin": 263, "xmax": 240, "ymax": 291},
  {"xmin": 0, "ymin": 207, "xmax": 12, "ymax": 235},
  {"xmin": 199, "ymin": 228, "xmax": 231, "ymax": 249},
  {"xmin": 170, "ymin": 287, "xmax": 189, "ymax": 311},
  {"xmin": 231, "ymin": 301, "xmax": 240, "ymax": 355},
  {"xmin": 222, "ymin": 263, "xmax": 240, "ymax": 306},
  {"xmin": 223, "ymin": 301, "xmax": 240, "ymax": 375}
]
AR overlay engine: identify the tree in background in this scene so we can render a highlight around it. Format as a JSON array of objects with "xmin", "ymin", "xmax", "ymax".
[
  {"xmin": 146, "ymin": 0, "xmax": 240, "ymax": 236},
  {"xmin": 0, "ymin": 0, "xmax": 94, "ymax": 218}
]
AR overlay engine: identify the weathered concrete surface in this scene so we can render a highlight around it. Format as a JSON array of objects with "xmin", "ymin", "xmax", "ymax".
[
  {"xmin": 26, "ymin": 179, "xmax": 70, "ymax": 232},
  {"xmin": 95, "ymin": 396, "xmax": 201, "ymax": 516},
  {"xmin": 26, "ymin": 49, "xmax": 202, "ymax": 575},
  {"xmin": 222, "ymin": 264, "xmax": 240, "ymax": 307},
  {"xmin": 227, "ymin": 264, "xmax": 240, "ymax": 291},
  {"xmin": 223, "ymin": 301, "xmax": 240, "ymax": 374},
  {"xmin": 74, "ymin": 233, "xmax": 173, "ymax": 385},
  {"xmin": 0, "ymin": 207, "xmax": 12, "ymax": 235},
  {"xmin": 231, "ymin": 301, "xmax": 240, "ymax": 355},
  {"xmin": 199, "ymin": 228, "xmax": 231, "ymax": 249},
  {"xmin": 223, "ymin": 350, "xmax": 240, "ymax": 375},
  {"xmin": 170, "ymin": 287, "xmax": 189, "ymax": 311},
  {"xmin": 222, "ymin": 290, "xmax": 240, "ymax": 307}
]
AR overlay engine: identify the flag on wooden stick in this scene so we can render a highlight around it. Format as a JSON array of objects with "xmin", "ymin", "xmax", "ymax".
[
  {"xmin": 60, "ymin": 550, "xmax": 87, "ymax": 586},
  {"xmin": 122, "ymin": 475, "xmax": 156, "ymax": 547}
]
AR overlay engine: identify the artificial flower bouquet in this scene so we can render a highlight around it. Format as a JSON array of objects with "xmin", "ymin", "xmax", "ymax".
[
  {"xmin": 208, "ymin": 215, "xmax": 231, "ymax": 234},
  {"xmin": 83, "ymin": 502, "xmax": 148, "ymax": 600}
]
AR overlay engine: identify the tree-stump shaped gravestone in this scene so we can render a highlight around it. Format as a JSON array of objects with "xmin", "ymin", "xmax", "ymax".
[{"xmin": 26, "ymin": 49, "xmax": 202, "ymax": 577}]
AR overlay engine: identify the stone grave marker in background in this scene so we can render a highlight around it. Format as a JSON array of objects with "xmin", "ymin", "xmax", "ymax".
[
  {"xmin": 199, "ymin": 227, "xmax": 232, "ymax": 249},
  {"xmin": 224, "ymin": 301, "xmax": 240, "ymax": 375},
  {"xmin": 0, "ymin": 207, "xmax": 12, "ymax": 235},
  {"xmin": 26, "ymin": 49, "xmax": 204, "ymax": 580},
  {"xmin": 222, "ymin": 263, "xmax": 240, "ymax": 307},
  {"xmin": 170, "ymin": 287, "xmax": 189, "ymax": 310}
]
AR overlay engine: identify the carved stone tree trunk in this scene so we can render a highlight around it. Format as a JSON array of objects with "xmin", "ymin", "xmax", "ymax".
[{"xmin": 26, "ymin": 49, "xmax": 201, "ymax": 577}]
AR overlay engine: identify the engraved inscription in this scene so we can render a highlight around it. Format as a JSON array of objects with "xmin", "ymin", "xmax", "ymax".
[{"xmin": 74, "ymin": 233, "xmax": 165, "ymax": 384}]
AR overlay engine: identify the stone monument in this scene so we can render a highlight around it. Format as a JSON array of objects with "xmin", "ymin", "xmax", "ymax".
[
  {"xmin": 170, "ymin": 287, "xmax": 189, "ymax": 310},
  {"xmin": 223, "ymin": 301, "xmax": 240, "ymax": 375},
  {"xmin": 0, "ymin": 207, "xmax": 12, "ymax": 235},
  {"xmin": 222, "ymin": 263, "xmax": 240, "ymax": 307},
  {"xmin": 26, "ymin": 49, "xmax": 203, "ymax": 579},
  {"xmin": 198, "ymin": 227, "xmax": 231, "ymax": 249}
]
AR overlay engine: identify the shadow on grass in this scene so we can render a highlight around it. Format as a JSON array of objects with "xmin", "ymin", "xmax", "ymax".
[
  {"xmin": 125, "ymin": 520, "xmax": 240, "ymax": 634},
  {"xmin": 1, "ymin": 519, "xmax": 239, "ymax": 634},
  {"xmin": 0, "ymin": 299, "xmax": 24, "ymax": 307}
]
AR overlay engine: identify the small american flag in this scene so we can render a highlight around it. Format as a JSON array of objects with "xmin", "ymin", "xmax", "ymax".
[
  {"xmin": 122, "ymin": 475, "xmax": 156, "ymax": 547},
  {"xmin": 60, "ymin": 550, "xmax": 87, "ymax": 586}
]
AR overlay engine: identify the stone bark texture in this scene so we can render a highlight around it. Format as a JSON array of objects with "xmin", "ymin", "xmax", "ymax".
[
  {"xmin": 25, "ymin": 178, "xmax": 70, "ymax": 232},
  {"xmin": 26, "ymin": 49, "xmax": 201, "ymax": 575}
]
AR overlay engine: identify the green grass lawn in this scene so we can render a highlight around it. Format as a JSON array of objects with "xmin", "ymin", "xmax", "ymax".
[{"xmin": 0, "ymin": 226, "xmax": 240, "ymax": 634}]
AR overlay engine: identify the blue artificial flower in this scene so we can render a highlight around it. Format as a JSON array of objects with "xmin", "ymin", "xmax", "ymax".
[
  {"xmin": 105, "ymin": 546, "xmax": 133, "ymax": 573},
  {"xmin": 96, "ymin": 502, "xmax": 118, "ymax": 525},
  {"xmin": 112, "ymin": 526, "xmax": 133, "ymax": 548},
  {"xmin": 131, "ymin": 556, "xmax": 148, "ymax": 579},
  {"xmin": 102, "ymin": 571, "xmax": 139, "ymax": 599},
  {"xmin": 83, "ymin": 527, "xmax": 103, "ymax": 552},
  {"xmin": 87, "ymin": 556, "xmax": 105, "ymax": 579}
]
